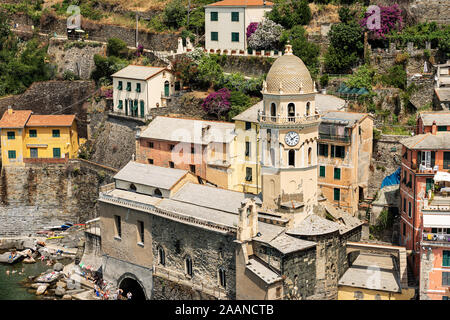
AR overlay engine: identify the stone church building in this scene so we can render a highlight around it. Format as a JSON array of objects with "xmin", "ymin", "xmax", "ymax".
[{"xmin": 98, "ymin": 46, "xmax": 363, "ymax": 300}]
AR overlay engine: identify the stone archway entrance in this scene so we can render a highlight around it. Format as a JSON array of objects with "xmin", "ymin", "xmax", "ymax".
[{"xmin": 119, "ymin": 277, "xmax": 146, "ymax": 300}]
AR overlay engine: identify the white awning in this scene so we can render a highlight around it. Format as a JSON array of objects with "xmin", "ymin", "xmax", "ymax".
[
  {"xmin": 423, "ymin": 214, "xmax": 450, "ymax": 228},
  {"xmin": 434, "ymin": 171, "xmax": 450, "ymax": 183}
]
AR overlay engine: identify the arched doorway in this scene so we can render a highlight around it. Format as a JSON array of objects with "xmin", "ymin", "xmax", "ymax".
[
  {"xmin": 288, "ymin": 103, "xmax": 295, "ymax": 122},
  {"xmin": 164, "ymin": 81, "xmax": 170, "ymax": 97},
  {"xmin": 119, "ymin": 277, "xmax": 146, "ymax": 300}
]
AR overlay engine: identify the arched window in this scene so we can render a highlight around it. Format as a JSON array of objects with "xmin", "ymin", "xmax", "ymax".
[
  {"xmin": 308, "ymin": 147, "xmax": 312, "ymax": 165},
  {"xmin": 306, "ymin": 102, "xmax": 311, "ymax": 117},
  {"xmin": 158, "ymin": 246, "xmax": 165, "ymax": 266},
  {"xmin": 185, "ymin": 255, "xmax": 193, "ymax": 276},
  {"xmin": 288, "ymin": 103, "xmax": 295, "ymax": 122},
  {"xmin": 218, "ymin": 268, "xmax": 226, "ymax": 288},
  {"xmin": 154, "ymin": 188, "xmax": 162, "ymax": 197},
  {"xmin": 288, "ymin": 149, "xmax": 295, "ymax": 167},
  {"xmin": 129, "ymin": 184, "xmax": 137, "ymax": 192},
  {"xmin": 270, "ymin": 103, "xmax": 276, "ymax": 120}
]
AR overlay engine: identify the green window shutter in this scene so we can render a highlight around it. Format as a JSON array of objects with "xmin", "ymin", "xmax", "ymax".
[
  {"xmin": 52, "ymin": 129, "xmax": 60, "ymax": 137},
  {"xmin": 211, "ymin": 32, "xmax": 218, "ymax": 41},
  {"xmin": 334, "ymin": 188, "xmax": 340, "ymax": 201},
  {"xmin": 29, "ymin": 129, "xmax": 37, "ymax": 137},
  {"xmin": 231, "ymin": 32, "xmax": 239, "ymax": 42},
  {"xmin": 211, "ymin": 11, "xmax": 218, "ymax": 21},
  {"xmin": 118, "ymin": 100, "xmax": 123, "ymax": 109},
  {"xmin": 444, "ymin": 152, "xmax": 450, "ymax": 169},
  {"xmin": 7, "ymin": 131, "xmax": 15, "ymax": 140},
  {"xmin": 126, "ymin": 82, "xmax": 131, "ymax": 91},
  {"xmin": 136, "ymin": 83, "xmax": 141, "ymax": 92},
  {"xmin": 231, "ymin": 12, "xmax": 239, "ymax": 21},
  {"xmin": 8, "ymin": 150, "xmax": 16, "ymax": 159},
  {"xmin": 53, "ymin": 148, "xmax": 61, "ymax": 158},
  {"xmin": 438, "ymin": 126, "xmax": 447, "ymax": 131},
  {"xmin": 334, "ymin": 168, "xmax": 341, "ymax": 180},
  {"xmin": 319, "ymin": 166, "xmax": 325, "ymax": 177},
  {"xmin": 444, "ymin": 251, "xmax": 450, "ymax": 267},
  {"xmin": 118, "ymin": 81, "xmax": 122, "ymax": 90}
]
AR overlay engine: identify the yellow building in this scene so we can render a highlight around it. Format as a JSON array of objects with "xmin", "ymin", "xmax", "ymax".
[
  {"xmin": 318, "ymin": 112, "xmax": 373, "ymax": 216},
  {"xmin": 0, "ymin": 107, "xmax": 79, "ymax": 166}
]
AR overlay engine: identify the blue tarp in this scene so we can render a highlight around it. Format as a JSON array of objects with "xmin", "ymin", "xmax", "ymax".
[{"xmin": 380, "ymin": 167, "xmax": 401, "ymax": 189}]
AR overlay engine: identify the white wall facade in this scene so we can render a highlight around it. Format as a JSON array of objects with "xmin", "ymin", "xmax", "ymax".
[
  {"xmin": 205, "ymin": 6, "xmax": 271, "ymax": 52},
  {"xmin": 112, "ymin": 71, "xmax": 176, "ymax": 117}
]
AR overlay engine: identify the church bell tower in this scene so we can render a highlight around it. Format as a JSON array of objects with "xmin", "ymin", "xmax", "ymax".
[{"xmin": 258, "ymin": 44, "xmax": 320, "ymax": 216}]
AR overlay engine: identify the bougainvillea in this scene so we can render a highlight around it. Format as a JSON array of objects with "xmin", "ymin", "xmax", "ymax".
[
  {"xmin": 201, "ymin": 88, "xmax": 231, "ymax": 118},
  {"xmin": 135, "ymin": 44, "xmax": 144, "ymax": 57},
  {"xmin": 248, "ymin": 19, "xmax": 284, "ymax": 50},
  {"xmin": 246, "ymin": 22, "xmax": 259, "ymax": 40},
  {"xmin": 359, "ymin": 4, "xmax": 403, "ymax": 39}
]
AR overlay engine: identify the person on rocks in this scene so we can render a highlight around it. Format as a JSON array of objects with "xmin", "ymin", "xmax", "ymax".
[
  {"xmin": 116, "ymin": 288, "xmax": 123, "ymax": 300},
  {"xmin": 127, "ymin": 292, "xmax": 132, "ymax": 300}
]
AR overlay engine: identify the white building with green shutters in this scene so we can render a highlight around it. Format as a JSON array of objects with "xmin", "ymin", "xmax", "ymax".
[
  {"xmin": 204, "ymin": 0, "xmax": 273, "ymax": 53},
  {"xmin": 111, "ymin": 65, "xmax": 180, "ymax": 119}
]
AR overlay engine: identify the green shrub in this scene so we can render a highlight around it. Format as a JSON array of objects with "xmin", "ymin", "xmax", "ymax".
[
  {"xmin": 320, "ymin": 74, "xmax": 329, "ymax": 87},
  {"xmin": 163, "ymin": 0, "xmax": 187, "ymax": 30},
  {"xmin": 267, "ymin": 0, "xmax": 311, "ymax": 29},
  {"xmin": 346, "ymin": 64, "xmax": 375, "ymax": 90},
  {"xmin": 63, "ymin": 70, "xmax": 80, "ymax": 81},
  {"xmin": 381, "ymin": 65, "xmax": 407, "ymax": 90},
  {"xmin": 106, "ymin": 38, "xmax": 129, "ymax": 58}
]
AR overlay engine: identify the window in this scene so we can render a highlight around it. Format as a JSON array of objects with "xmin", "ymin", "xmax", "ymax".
[
  {"xmin": 245, "ymin": 141, "xmax": 251, "ymax": 157},
  {"xmin": 354, "ymin": 291, "xmax": 364, "ymax": 300},
  {"xmin": 114, "ymin": 215, "xmax": 121, "ymax": 238},
  {"xmin": 444, "ymin": 152, "xmax": 450, "ymax": 169},
  {"xmin": 443, "ymin": 251, "xmax": 450, "ymax": 267},
  {"xmin": 118, "ymin": 100, "xmax": 123, "ymax": 109},
  {"xmin": 190, "ymin": 164, "xmax": 196, "ymax": 174},
  {"xmin": 185, "ymin": 256, "xmax": 193, "ymax": 276},
  {"xmin": 231, "ymin": 12, "xmax": 239, "ymax": 21},
  {"xmin": 308, "ymin": 147, "xmax": 312, "ymax": 165},
  {"xmin": 154, "ymin": 188, "xmax": 162, "ymax": 197},
  {"xmin": 288, "ymin": 149, "xmax": 295, "ymax": 166},
  {"xmin": 210, "ymin": 11, "xmax": 218, "ymax": 21},
  {"xmin": 211, "ymin": 32, "xmax": 218, "ymax": 41},
  {"xmin": 8, "ymin": 150, "xmax": 16, "ymax": 159},
  {"xmin": 169, "ymin": 144, "xmax": 175, "ymax": 151},
  {"xmin": 442, "ymin": 272, "xmax": 450, "ymax": 286},
  {"xmin": 126, "ymin": 82, "xmax": 131, "ymax": 91},
  {"xmin": 245, "ymin": 121, "xmax": 251, "ymax": 131},
  {"xmin": 318, "ymin": 143, "xmax": 328, "ymax": 157},
  {"xmin": 136, "ymin": 83, "xmax": 141, "ymax": 93},
  {"xmin": 403, "ymin": 197, "xmax": 406, "ymax": 212},
  {"xmin": 270, "ymin": 103, "xmax": 276, "ymax": 118},
  {"xmin": 191, "ymin": 146, "xmax": 195, "ymax": 154},
  {"xmin": 148, "ymin": 159, "xmax": 154, "ymax": 164},
  {"xmin": 231, "ymin": 32, "xmax": 239, "ymax": 42},
  {"xmin": 29, "ymin": 130, "xmax": 37, "ymax": 137},
  {"xmin": 319, "ymin": 166, "xmax": 325, "ymax": 177},
  {"xmin": 408, "ymin": 202, "xmax": 412, "ymax": 218},
  {"xmin": 53, "ymin": 148, "xmax": 61, "ymax": 158},
  {"xmin": 288, "ymin": 103, "xmax": 295, "ymax": 121},
  {"xmin": 334, "ymin": 188, "xmax": 340, "ymax": 201},
  {"xmin": 438, "ymin": 126, "xmax": 447, "ymax": 131},
  {"xmin": 169, "ymin": 161, "xmax": 174, "ymax": 168},
  {"xmin": 306, "ymin": 102, "xmax": 311, "ymax": 116},
  {"xmin": 129, "ymin": 184, "xmax": 137, "ymax": 192},
  {"xmin": 52, "ymin": 129, "xmax": 60, "ymax": 137},
  {"xmin": 137, "ymin": 221, "xmax": 144, "ymax": 244},
  {"xmin": 30, "ymin": 148, "xmax": 38, "ymax": 158},
  {"xmin": 334, "ymin": 168, "xmax": 341, "ymax": 180},
  {"xmin": 245, "ymin": 167, "xmax": 252, "ymax": 182},
  {"xmin": 158, "ymin": 246, "xmax": 165, "ymax": 266},
  {"xmin": 219, "ymin": 268, "xmax": 226, "ymax": 288},
  {"xmin": 443, "ymin": 296, "xmax": 449, "ymax": 300},
  {"xmin": 117, "ymin": 81, "xmax": 123, "ymax": 90},
  {"xmin": 7, "ymin": 131, "xmax": 15, "ymax": 140},
  {"xmin": 331, "ymin": 145, "xmax": 345, "ymax": 158},
  {"xmin": 148, "ymin": 142, "xmax": 154, "ymax": 148},
  {"xmin": 403, "ymin": 222, "xmax": 406, "ymax": 236}
]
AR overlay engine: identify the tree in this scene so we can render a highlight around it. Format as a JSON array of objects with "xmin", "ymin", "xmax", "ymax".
[
  {"xmin": 346, "ymin": 64, "xmax": 375, "ymax": 89},
  {"xmin": 338, "ymin": 6, "xmax": 354, "ymax": 24},
  {"xmin": 91, "ymin": 54, "xmax": 129, "ymax": 85},
  {"xmin": 106, "ymin": 38, "xmax": 129, "ymax": 58},
  {"xmin": 171, "ymin": 55, "xmax": 198, "ymax": 86},
  {"xmin": 202, "ymin": 88, "xmax": 231, "ymax": 118},
  {"xmin": 279, "ymin": 25, "xmax": 320, "ymax": 74},
  {"xmin": 267, "ymin": 0, "xmax": 311, "ymax": 29},
  {"xmin": 196, "ymin": 55, "xmax": 223, "ymax": 89},
  {"xmin": 381, "ymin": 65, "xmax": 407, "ymax": 90},
  {"xmin": 248, "ymin": 19, "xmax": 284, "ymax": 51},
  {"xmin": 163, "ymin": 0, "xmax": 187, "ymax": 30}
]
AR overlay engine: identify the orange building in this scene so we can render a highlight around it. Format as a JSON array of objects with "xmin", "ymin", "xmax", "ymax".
[
  {"xmin": 135, "ymin": 116, "xmax": 237, "ymax": 189},
  {"xmin": 399, "ymin": 123, "xmax": 450, "ymax": 298}
]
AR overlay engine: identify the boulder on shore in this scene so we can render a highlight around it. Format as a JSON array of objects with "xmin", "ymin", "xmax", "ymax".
[
  {"xmin": 31, "ymin": 283, "xmax": 48, "ymax": 289},
  {"xmin": 23, "ymin": 257, "xmax": 36, "ymax": 264},
  {"xmin": 55, "ymin": 287, "xmax": 66, "ymax": 297},
  {"xmin": 36, "ymin": 285, "xmax": 49, "ymax": 295},
  {"xmin": 53, "ymin": 263, "xmax": 64, "ymax": 272},
  {"xmin": 62, "ymin": 294, "xmax": 72, "ymax": 300}
]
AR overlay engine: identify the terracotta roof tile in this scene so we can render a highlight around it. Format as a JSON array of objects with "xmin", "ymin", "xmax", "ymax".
[
  {"xmin": 0, "ymin": 110, "xmax": 32, "ymax": 128},
  {"xmin": 207, "ymin": 0, "xmax": 273, "ymax": 6},
  {"xmin": 26, "ymin": 114, "xmax": 76, "ymax": 127}
]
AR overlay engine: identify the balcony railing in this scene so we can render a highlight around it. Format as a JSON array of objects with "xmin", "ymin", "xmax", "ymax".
[
  {"xmin": 319, "ymin": 133, "xmax": 351, "ymax": 143},
  {"xmin": 257, "ymin": 113, "xmax": 320, "ymax": 124}
]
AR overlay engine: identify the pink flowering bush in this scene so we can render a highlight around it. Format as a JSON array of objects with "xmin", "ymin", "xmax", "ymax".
[
  {"xmin": 246, "ymin": 22, "xmax": 259, "ymax": 40},
  {"xmin": 359, "ymin": 4, "xmax": 403, "ymax": 39},
  {"xmin": 201, "ymin": 88, "xmax": 231, "ymax": 118}
]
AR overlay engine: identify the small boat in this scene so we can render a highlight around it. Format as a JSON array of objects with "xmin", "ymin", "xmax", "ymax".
[{"xmin": 46, "ymin": 236, "xmax": 64, "ymax": 240}]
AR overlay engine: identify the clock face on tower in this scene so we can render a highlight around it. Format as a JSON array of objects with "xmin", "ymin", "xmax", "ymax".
[{"xmin": 285, "ymin": 131, "xmax": 299, "ymax": 146}]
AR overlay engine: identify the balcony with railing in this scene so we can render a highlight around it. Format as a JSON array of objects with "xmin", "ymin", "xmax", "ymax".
[
  {"xmin": 318, "ymin": 133, "xmax": 351, "ymax": 143},
  {"xmin": 257, "ymin": 111, "xmax": 320, "ymax": 125}
]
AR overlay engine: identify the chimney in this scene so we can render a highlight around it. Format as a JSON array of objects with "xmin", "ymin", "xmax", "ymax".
[
  {"xmin": 7, "ymin": 106, "xmax": 12, "ymax": 115},
  {"xmin": 432, "ymin": 120, "xmax": 437, "ymax": 135}
]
